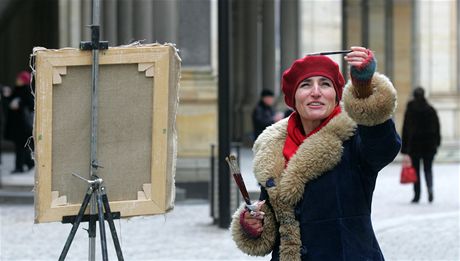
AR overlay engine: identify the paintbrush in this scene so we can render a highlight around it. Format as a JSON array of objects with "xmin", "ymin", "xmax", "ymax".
[{"xmin": 306, "ymin": 50, "xmax": 352, "ymax": 56}]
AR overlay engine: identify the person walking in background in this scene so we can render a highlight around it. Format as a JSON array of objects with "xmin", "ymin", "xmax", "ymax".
[
  {"xmin": 4, "ymin": 71, "xmax": 35, "ymax": 173},
  {"xmin": 252, "ymin": 89, "xmax": 283, "ymax": 140},
  {"xmin": 401, "ymin": 87, "xmax": 441, "ymax": 203},
  {"xmin": 231, "ymin": 47, "xmax": 400, "ymax": 260}
]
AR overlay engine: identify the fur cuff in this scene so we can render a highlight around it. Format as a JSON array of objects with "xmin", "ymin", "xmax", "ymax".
[
  {"xmin": 343, "ymin": 72, "xmax": 397, "ymax": 126},
  {"xmin": 231, "ymin": 203, "xmax": 277, "ymax": 257}
]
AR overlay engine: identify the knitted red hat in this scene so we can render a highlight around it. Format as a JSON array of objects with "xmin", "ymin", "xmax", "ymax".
[
  {"xmin": 16, "ymin": 71, "xmax": 31, "ymax": 85},
  {"xmin": 281, "ymin": 55, "xmax": 345, "ymax": 108}
]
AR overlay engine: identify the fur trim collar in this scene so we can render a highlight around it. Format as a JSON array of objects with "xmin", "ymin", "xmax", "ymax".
[
  {"xmin": 252, "ymin": 111, "xmax": 356, "ymax": 260},
  {"xmin": 253, "ymin": 111, "xmax": 356, "ymax": 203}
]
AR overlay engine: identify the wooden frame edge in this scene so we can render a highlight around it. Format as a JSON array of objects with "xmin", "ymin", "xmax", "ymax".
[{"xmin": 34, "ymin": 46, "xmax": 176, "ymax": 223}]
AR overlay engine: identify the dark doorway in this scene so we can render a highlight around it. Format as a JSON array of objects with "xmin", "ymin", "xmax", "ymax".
[
  {"xmin": 0, "ymin": 0, "xmax": 58, "ymax": 154},
  {"xmin": 0, "ymin": 0, "xmax": 59, "ymax": 86}
]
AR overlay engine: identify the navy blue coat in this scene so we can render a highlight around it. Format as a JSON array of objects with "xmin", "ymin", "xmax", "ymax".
[
  {"xmin": 264, "ymin": 120, "xmax": 401, "ymax": 261},
  {"xmin": 231, "ymin": 72, "xmax": 401, "ymax": 261}
]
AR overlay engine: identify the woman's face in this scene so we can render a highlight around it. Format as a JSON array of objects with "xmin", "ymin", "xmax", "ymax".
[{"xmin": 294, "ymin": 76, "xmax": 337, "ymax": 122}]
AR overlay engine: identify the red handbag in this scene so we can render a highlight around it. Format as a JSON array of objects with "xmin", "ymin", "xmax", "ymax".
[{"xmin": 400, "ymin": 156, "xmax": 418, "ymax": 184}]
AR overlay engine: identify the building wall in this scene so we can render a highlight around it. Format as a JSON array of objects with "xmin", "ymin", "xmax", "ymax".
[
  {"xmin": 416, "ymin": 0, "xmax": 459, "ymax": 147},
  {"xmin": 300, "ymin": 0, "xmax": 342, "ymax": 65},
  {"xmin": 0, "ymin": 0, "xmax": 458, "ymax": 200},
  {"xmin": 392, "ymin": 1, "xmax": 413, "ymax": 130},
  {"xmin": 54, "ymin": 0, "xmax": 218, "ymax": 189},
  {"xmin": 297, "ymin": 0, "xmax": 459, "ymax": 151},
  {"xmin": 0, "ymin": 0, "xmax": 59, "ymax": 85}
]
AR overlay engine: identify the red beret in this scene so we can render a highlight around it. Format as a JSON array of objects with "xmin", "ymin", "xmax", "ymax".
[
  {"xmin": 281, "ymin": 55, "xmax": 345, "ymax": 108},
  {"xmin": 16, "ymin": 71, "xmax": 31, "ymax": 85}
]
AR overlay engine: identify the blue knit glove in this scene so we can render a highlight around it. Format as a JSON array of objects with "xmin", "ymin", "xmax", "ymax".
[{"xmin": 350, "ymin": 49, "xmax": 376, "ymax": 98}]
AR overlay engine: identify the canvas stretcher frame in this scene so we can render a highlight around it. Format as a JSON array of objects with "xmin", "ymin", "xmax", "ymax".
[{"xmin": 33, "ymin": 44, "xmax": 179, "ymax": 223}]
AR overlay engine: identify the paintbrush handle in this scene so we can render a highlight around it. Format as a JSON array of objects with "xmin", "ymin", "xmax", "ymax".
[{"xmin": 307, "ymin": 50, "xmax": 352, "ymax": 56}]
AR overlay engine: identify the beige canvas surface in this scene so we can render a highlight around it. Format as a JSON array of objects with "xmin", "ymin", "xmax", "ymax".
[{"xmin": 52, "ymin": 64, "xmax": 152, "ymax": 203}]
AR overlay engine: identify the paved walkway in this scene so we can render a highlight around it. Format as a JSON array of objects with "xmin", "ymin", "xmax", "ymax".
[
  {"xmin": 1, "ymin": 150, "xmax": 459, "ymax": 260},
  {"xmin": 239, "ymin": 148, "xmax": 460, "ymax": 260}
]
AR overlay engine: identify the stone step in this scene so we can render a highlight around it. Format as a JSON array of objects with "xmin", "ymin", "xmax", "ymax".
[{"xmin": 0, "ymin": 189, "xmax": 34, "ymax": 204}]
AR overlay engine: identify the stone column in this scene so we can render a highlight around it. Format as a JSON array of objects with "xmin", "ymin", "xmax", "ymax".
[
  {"xmin": 58, "ymin": 0, "xmax": 69, "ymax": 47},
  {"xmin": 102, "ymin": 0, "xmax": 118, "ymax": 45},
  {"xmin": 154, "ymin": 0, "xmax": 178, "ymax": 43},
  {"xmin": 417, "ymin": 1, "xmax": 460, "ymax": 144},
  {"xmin": 262, "ymin": 0, "xmax": 276, "ymax": 95},
  {"xmin": 344, "ymin": 0, "xmax": 363, "ymax": 46},
  {"xmin": 369, "ymin": 0, "xmax": 386, "ymax": 74},
  {"xmin": 133, "ymin": 0, "xmax": 153, "ymax": 43},
  {"xmin": 59, "ymin": 0, "xmax": 82, "ymax": 47},
  {"xmin": 241, "ymin": 0, "xmax": 261, "ymax": 142},
  {"xmin": 178, "ymin": 0, "xmax": 209, "ymax": 66},
  {"xmin": 458, "ymin": 0, "xmax": 460, "ymax": 92},
  {"xmin": 361, "ymin": 0, "xmax": 369, "ymax": 47},
  {"xmin": 174, "ymin": 0, "xmax": 218, "ymax": 157},
  {"xmin": 231, "ymin": 0, "xmax": 248, "ymax": 104},
  {"xmin": 69, "ymin": 0, "xmax": 81, "ymax": 47},
  {"xmin": 117, "ymin": 0, "xmax": 134, "ymax": 44},
  {"xmin": 384, "ymin": 0, "xmax": 393, "ymax": 80},
  {"xmin": 81, "ymin": 0, "xmax": 91, "ymax": 41},
  {"xmin": 229, "ymin": 0, "xmax": 261, "ymax": 142},
  {"xmin": 280, "ymin": 0, "xmax": 299, "ymax": 73},
  {"xmin": 411, "ymin": 0, "xmax": 420, "ymax": 89},
  {"xmin": 393, "ymin": 1, "xmax": 413, "ymax": 129}
]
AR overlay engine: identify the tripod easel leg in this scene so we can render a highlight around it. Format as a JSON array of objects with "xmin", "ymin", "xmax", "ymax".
[
  {"xmin": 101, "ymin": 188, "xmax": 124, "ymax": 260},
  {"xmin": 59, "ymin": 187, "xmax": 93, "ymax": 261},
  {"xmin": 96, "ymin": 188, "xmax": 109, "ymax": 261},
  {"xmin": 58, "ymin": 176, "xmax": 124, "ymax": 260}
]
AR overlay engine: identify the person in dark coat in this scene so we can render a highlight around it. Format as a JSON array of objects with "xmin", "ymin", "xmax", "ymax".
[
  {"xmin": 401, "ymin": 87, "xmax": 440, "ymax": 203},
  {"xmin": 231, "ymin": 47, "xmax": 401, "ymax": 261},
  {"xmin": 4, "ymin": 71, "xmax": 35, "ymax": 173},
  {"xmin": 252, "ymin": 89, "xmax": 283, "ymax": 141}
]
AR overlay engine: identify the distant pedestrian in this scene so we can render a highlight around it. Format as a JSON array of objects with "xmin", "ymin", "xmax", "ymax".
[
  {"xmin": 4, "ymin": 71, "xmax": 35, "ymax": 173},
  {"xmin": 401, "ymin": 87, "xmax": 441, "ymax": 203},
  {"xmin": 252, "ymin": 89, "xmax": 283, "ymax": 140}
]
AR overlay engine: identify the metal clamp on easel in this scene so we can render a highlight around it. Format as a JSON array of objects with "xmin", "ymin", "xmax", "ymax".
[
  {"xmin": 58, "ymin": 0, "xmax": 123, "ymax": 260},
  {"xmin": 80, "ymin": 25, "xmax": 108, "ymax": 51},
  {"xmin": 59, "ymin": 173, "xmax": 123, "ymax": 261}
]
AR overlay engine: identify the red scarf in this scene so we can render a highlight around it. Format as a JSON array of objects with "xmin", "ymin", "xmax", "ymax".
[{"xmin": 283, "ymin": 106, "xmax": 342, "ymax": 164}]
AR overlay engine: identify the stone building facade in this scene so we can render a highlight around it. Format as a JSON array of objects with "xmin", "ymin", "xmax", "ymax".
[{"xmin": 0, "ymin": 0, "xmax": 458, "ymax": 198}]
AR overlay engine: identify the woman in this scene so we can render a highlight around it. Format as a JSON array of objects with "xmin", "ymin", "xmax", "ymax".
[
  {"xmin": 401, "ymin": 87, "xmax": 440, "ymax": 203},
  {"xmin": 230, "ymin": 46, "xmax": 401, "ymax": 260},
  {"xmin": 5, "ymin": 71, "xmax": 35, "ymax": 173}
]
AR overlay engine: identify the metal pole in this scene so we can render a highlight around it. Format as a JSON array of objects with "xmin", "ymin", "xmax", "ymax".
[
  {"xmin": 218, "ymin": 0, "xmax": 231, "ymax": 228},
  {"xmin": 90, "ymin": 0, "xmax": 100, "ymax": 176},
  {"xmin": 89, "ymin": 0, "xmax": 101, "ymax": 259},
  {"xmin": 210, "ymin": 144, "xmax": 215, "ymax": 219}
]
